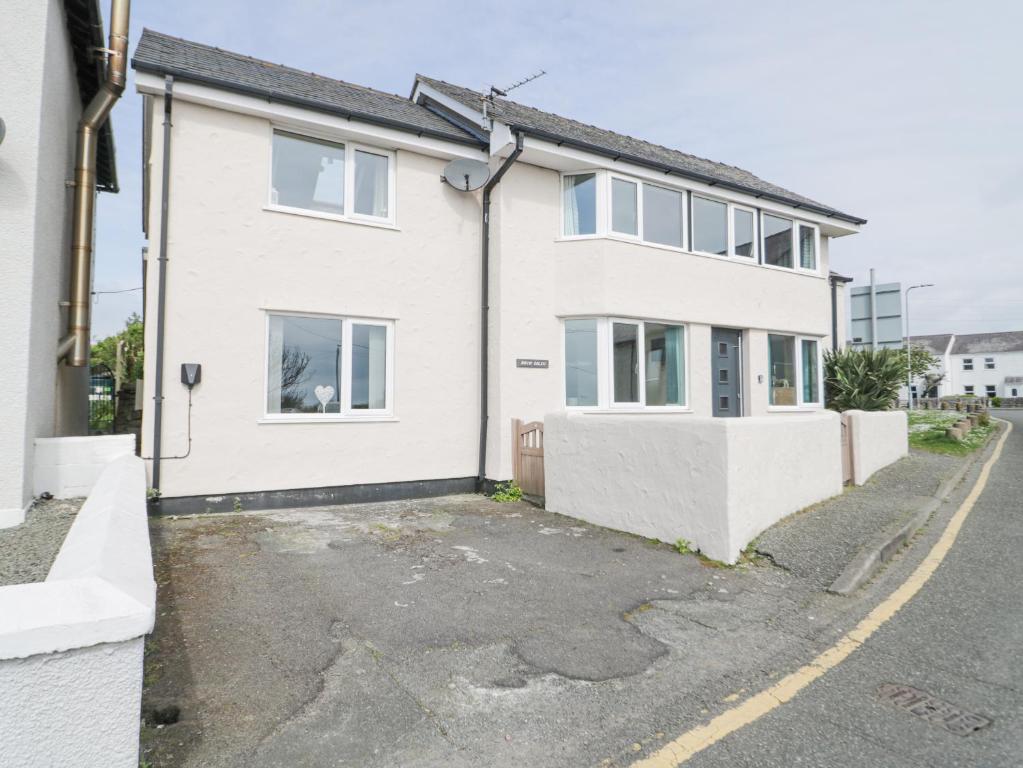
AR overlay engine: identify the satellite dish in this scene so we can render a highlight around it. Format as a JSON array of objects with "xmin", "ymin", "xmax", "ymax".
[{"xmin": 442, "ymin": 158, "xmax": 490, "ymax": 192}]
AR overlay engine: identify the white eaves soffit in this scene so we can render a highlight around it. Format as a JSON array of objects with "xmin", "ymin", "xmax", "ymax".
[{"xmin": 136, "ymin": 71, "xmax": 488, "ymax": 163}]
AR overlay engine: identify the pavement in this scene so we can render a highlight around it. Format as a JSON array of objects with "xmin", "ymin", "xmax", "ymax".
[
  {"xmin": 0, "ymin": 497, "xmax": 82, "ymax": 587},
  {"xmin": 140, "ymin": 415, "xmax": 1018, "ymax": 767}
]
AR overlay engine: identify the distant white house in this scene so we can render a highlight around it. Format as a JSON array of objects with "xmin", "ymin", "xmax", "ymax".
[{"xmin": 904, "ymin": 331, "xmax": 1023, "ymax": 400}]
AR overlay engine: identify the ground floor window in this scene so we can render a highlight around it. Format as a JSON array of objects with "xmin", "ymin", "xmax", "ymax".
[
  {"xmin": 768, "ymin": 333, "xmax": 821, "ymax": 407},
  {"xmin": 565, "ymin": 318, "xmax": 686, "ymax": 409},
  {"xmin": 266, "ymin": 312, "xmax": 393, "ymax": 418},
  {"xmin": 964, "ymin": 385, "xmax": 974, "ymax": 395},
  {"xmin": 985, "ymin": 385, "xmax": 997, "ymax": 398}
]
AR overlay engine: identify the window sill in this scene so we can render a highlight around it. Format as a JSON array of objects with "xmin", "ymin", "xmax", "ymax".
[
  {"xmin": 258, "ymin": 415, "xmax": 399, "ymax": 424},
  {"xmin": 766, "ymin": 405, "xmax": 823, "ymax": 413},
  {"xmin": 263, "ymin": 204, "xmax": 398, "ymax": 231}
]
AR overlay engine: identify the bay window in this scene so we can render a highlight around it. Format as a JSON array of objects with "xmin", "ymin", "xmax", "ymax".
[
  {"xmin": 763, "ymin": 214, "xmax": 793, "ymax": 268},
  {"xmin": 266, "ymin": 312, "xmax": 393, "ymax": 419},
  {"xmin": 270, "ymin": 129, "xmax": 394, "ymax": 224},
  {"xmin": 768, "ymin": 333, "xmax": 822, "ymax": 407},
  {"xmin": 733, "ymin": 207, "xmax": 756, "ymax": 258},
  {"xmin": 565, "ymin": 318, "xmax": 686, "ymax": 409}
]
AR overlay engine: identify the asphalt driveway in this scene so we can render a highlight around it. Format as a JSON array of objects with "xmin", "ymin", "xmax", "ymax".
[{"xmin": 140, "ymin": 436, "xmax": 1002, "ymax": 767}]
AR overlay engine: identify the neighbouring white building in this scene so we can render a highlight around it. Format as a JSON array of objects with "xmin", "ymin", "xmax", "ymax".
[
  {"xmin": 132, "ymin": 30, "xmax": 866, "ymax": 511},
  {"xmin": 906, "ymin": 331, "xmax": 1023, "ymax": 400},
  {"xmin": 0, "ymin": 0, "xmax": 124, "ymax": 527}
]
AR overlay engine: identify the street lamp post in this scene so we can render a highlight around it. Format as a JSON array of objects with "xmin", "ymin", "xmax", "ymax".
[{"xmin": 905, "ymin": 283, "xmax": 934, "ymax": 410}]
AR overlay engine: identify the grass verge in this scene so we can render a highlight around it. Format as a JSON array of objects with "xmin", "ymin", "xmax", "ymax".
[{"xmin": 908, "ymin": 410, "xmax": 994, "ymax": 456}]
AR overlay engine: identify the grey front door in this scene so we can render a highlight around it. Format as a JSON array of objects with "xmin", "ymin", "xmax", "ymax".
[{"xmin": 712, "ymin": 328, "xmax": 742, "ymax": 417}]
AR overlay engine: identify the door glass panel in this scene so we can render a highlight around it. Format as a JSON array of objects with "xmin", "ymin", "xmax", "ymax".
[
  {"xmin": 645, "ymin": 323, "xmax": 684, "ymax": 406},
  {"xmin": 613, "ymin": 323, "xmax": 640, "ymax": 403},
  {"xmin": 719, "ymin": 396, "xmax": 729, "ymax": 411},
  {"xmin": 718, "ymin": 342, "xmax": 729, "ymax": 356},
  {"xmin": 719, "ymin": 369, "xmax": 729, "ymax": 384}
]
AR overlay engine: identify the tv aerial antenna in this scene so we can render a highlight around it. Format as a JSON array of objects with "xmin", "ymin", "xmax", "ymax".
[{"xmin": 481, "ymin": 69, "xmax": 547, "ymax": 129}]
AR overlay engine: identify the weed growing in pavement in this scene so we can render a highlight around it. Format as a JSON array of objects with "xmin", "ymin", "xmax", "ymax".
[
  {"xmin": 674, "ymin": 538, "xmax": 692, "ymax": 555},
  {"xmin": 491, "ymin": 481, "xmax": 523, "ymax": 502},
  {"xmin": 232, "ymin": 497, "xmax": 243, "ymax": 513}
]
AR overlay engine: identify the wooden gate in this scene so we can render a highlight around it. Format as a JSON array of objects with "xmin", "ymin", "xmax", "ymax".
[{"xmin": 511, "ymin": 418, "xmax": 544, "ymax": 500}]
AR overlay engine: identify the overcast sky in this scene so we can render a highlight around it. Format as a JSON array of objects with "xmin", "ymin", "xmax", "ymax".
[{"xmin": 92, "ymin": 0, "xmax": 1023, "ymax": 339}]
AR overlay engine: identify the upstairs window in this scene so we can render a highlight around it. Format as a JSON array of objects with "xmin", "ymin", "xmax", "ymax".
[
  {"xmin": 611, "ymin": 177, "xmax": 639, "ymax": 236},
  {"xmin": 984, "ymin": 357, "xmax": 995, "ymax": 370},
  {"xmin": 692, "ymin": 196, "xmax": 728, "ymax": 256},
  {"xmin": 271, "ymin": 132, "xmax": 344, "ymax": 214},
  {"xmin": 799, "ymin": 224, "xmax": 817, "ymax": 270},
  {"xmin": 733, "ymin": 207, "xmax": 756, "ymax": 258},
  {"xmin": 763, "ymin": 214, "xmax": 794, "ymax": 268},
  {"xmin": 563, "ymin": 173, "xmax": 597, "ymax": 235},
  {"xmin": 962, "ymin": 358, "xmax": 973, "ymax": 371},
  {"xmin": 642, "ymin": 184, "xmax": 684, "ymax": 247},
  {"xmin": 270, "ymin": 130, "xmax": 393, "ymax": 224}
]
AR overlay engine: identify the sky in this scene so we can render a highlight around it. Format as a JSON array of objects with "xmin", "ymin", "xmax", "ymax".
[{"xmin": 92, "ymin": 0, "xmax": 1023, "ymax": 340}]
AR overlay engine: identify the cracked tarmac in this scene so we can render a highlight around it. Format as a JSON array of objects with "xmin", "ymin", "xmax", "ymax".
[{"xmin": 140, "ymin": 425, "xmax": 1016, "ymax": 767}]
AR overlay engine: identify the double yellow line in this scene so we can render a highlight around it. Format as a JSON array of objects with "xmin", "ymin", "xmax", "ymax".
[{"xmin": 632, "ymin": 420, "xmax": 1013, "ymax": 767}]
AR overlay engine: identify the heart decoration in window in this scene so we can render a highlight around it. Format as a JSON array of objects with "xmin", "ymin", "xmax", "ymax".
[{"xmin": 314, "ymin": 385, "xmax": 335, "ymax": 412}]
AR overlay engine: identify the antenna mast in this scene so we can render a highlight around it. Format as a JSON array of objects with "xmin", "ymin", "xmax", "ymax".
[{"xmin": 480, "ymin": 69, "xmax": 547, "ymax": 129}]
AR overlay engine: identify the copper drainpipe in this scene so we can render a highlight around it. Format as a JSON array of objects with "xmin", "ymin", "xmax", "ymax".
[{"xmin": 58, "ymin": 0, "xmax": 131, "ymax": 365}]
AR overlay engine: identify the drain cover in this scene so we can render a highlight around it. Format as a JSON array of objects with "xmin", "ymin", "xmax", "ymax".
[{"xmin": 877, "ymin": 684, "xmax": 991, "ymax": 736}]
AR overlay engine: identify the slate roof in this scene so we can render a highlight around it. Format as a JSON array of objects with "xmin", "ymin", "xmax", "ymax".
[
  {"xmin": 64, "ymin": 0, "xmax": 117, "ymax": 191},
  {"xmin": 905, "ymin": 334, "xmax": 952, "ymax": 357},
  {"xmin": 131, "ymin": 31, "xmax": 483, "ymax": 147},
  {"xmin": 416, "ymin": 75, "xmax": 865, "ymax": 225},
  {"xmin": 951, "ymin": 331, "xmax": 1023, "ymax": 355}
]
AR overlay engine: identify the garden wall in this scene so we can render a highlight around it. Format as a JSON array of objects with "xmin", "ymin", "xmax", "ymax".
[
  {"xmin": 0, "ymin": 455, "xmax": 154, "ymax": 767},
  {"xmin": 544, "ymin": 411, "xmax": 843, "ymax": 563},
  {"xmin": 33, "ymin": 434, "xmax": 136, "ymax": 499},
  {"xmin": 843, "ymin": 410, "xmax": 908, "ymax": 486}
]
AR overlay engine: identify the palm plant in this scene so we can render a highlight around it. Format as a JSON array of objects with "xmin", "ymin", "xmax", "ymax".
[{"xmin": 824, "ymin": 348, "xmax": 905, "ymax": 411}]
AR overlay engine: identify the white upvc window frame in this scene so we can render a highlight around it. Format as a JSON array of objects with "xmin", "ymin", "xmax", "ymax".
[
  {"xmin": 560, "ymin": 170, "xmax": 605, "ymax": 240},
  {"xmin": 985, "ymin": 384, "xmax": 997, "ymax": 398},
  {"xmin": 730, "ymin": 203, "xmax": 758, "ymax": 260},
  {"xmin": 640, "ymin": 181, "xmax": 687, "ymax": 250},
  {"xmin": 608, "ymin": 174, "xmax": 642, "ymax": 240},
  {"xmin": 984, "ymin": 357, "xmax": 995, "ymax": 370},
  {"xmin": 760, "ymin": 212, "xmax": 820, "ymax": 275},
  {"xmin": 962, "ymin": 358, "xmax": 974, "ymax": 371},
  {"xmin": 261, "ymin": 310, "xmax": 396, "ymax": 423},
  {"xmin": 562, "ymin": 317, "xmax": 690, "ymax": 412},
  {"xmin": 963, "ymin": 385, "xmax": 975, "ymax": 395},
  {"xmin": 266, "ymin": 126, "xmax": 397, "ymax": 228},
  {"xmin": 766, "ymin": 332, "xmax": 824, "ymax": 410}
]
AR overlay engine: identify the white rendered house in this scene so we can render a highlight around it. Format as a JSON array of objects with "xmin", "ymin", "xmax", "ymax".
[
  {"xmin": 902, "ymin": 331, "xmax": 1023, "ymax": 400},
  {"xmin": 0, "ymin": 0, "xmax": 124, "ymax": 526},
  {"xmin": 132, "ymin": 31, "xmax": 865, "ymax": 509}
]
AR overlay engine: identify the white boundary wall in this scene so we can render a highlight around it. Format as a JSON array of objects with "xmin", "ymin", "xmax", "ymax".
[
  {"xmin": 545, "ymin": 411, "xmax": 843, "ymax": 563},
  {"xmin": 33, "ymin": 434, "xmax": 136, "ymax": 501},
  {"xmin": 0, "ymin": 455, "xmax": 154, "ymax": 767},
  {"xmin": 843, "ymin": 410, "xmax": 908, "ymax": 486}
]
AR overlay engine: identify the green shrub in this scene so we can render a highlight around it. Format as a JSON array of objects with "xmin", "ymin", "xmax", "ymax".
[
  {"xmin": 991, "ymin": 396, "xmax": 1002, "ymax": 407},
  {"xmin": 978, "ymin": 411, "xmax": 991, "ymax": 426},
  {"xmin": 824, "ymin": 348, "xmax": 905, "ymax": 411},
  {"xmin": 491, "ymin": 481, "xmax": 523, "ymax": 503}
]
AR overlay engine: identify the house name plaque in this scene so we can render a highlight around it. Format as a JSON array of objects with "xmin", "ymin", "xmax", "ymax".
[{"xmin": 516, "ymin": 359, "xmax": 549, "ymax": 369}]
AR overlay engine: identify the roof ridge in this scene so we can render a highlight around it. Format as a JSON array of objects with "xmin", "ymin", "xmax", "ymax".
[
  {"xmin": 141, "ymin": 28, "xmax": 409, "ymax": 102},
  {"xmin": 417, "ymin": 73, "xmax": 758, "ymax": 177}
]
